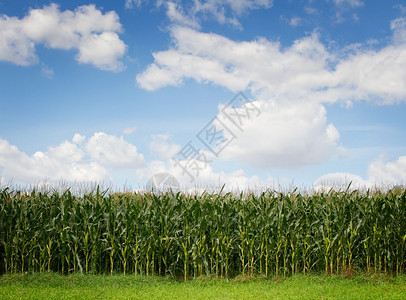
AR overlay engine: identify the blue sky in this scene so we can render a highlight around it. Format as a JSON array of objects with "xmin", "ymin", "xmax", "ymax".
[{"xmin": 1, "ymin": 0, "xmax": 406, "ymax": 190}]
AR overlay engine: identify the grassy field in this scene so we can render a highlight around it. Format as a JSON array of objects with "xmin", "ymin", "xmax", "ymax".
[{"xmin": 0, "ymin": 273, "xmax": 405, "ymax": 299}]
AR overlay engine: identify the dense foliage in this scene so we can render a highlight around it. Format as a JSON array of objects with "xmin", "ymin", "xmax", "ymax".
[{"xmin": 0, "ymin": 186, "xmax": 405, "ymax": 279}]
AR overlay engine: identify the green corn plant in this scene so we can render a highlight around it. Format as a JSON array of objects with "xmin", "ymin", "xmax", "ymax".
[{"xmin": 1, "ymin": 186, "xmax": 405, "ymax": 278}]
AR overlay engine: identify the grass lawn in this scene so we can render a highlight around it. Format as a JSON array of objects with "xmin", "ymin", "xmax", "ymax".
[{"xmin": 0, "ymin": 273, "xmax": 405, "ymax": 299}]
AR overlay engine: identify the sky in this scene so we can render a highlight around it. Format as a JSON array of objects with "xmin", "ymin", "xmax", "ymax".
[{"xmin": 1, "ymin": 0, "xmax": 406, "ymax": 191}]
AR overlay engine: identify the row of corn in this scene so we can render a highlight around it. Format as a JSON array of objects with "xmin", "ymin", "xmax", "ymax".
[{"xmin": 0, "ymin": 186, "xmax": 405, "ymax": 278}]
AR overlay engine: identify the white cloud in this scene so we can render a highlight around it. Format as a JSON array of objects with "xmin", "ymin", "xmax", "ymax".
[
  {"xmin": 75, "ymin": 31, "xmax": 126, "ymax": 71},
  {"xmin": 333, "ymin": 0, "xmax": 363, "ymax": 8},
  {"xmin": 327, "ymin": 44, "xmax": 406, "ymax": 104},
  {"xmin": 0, "ymin": 137, "xmax": 109, "ymax": 184},
  {"xmin": 136, "ymin": 26, "xmax": 331, "ymax": 93},
  {"xmin": 304, "ymin": 6, "xmax": 319, "ymax": 15},
  {"xmin": 137, "ymin": 20, "xmax": 406, "ymax": 104},
  {"xmin": 47, "ymin": 141, "xmax": 85, "ymax": 163},
  {"xmin": 125, "ymin": 0, "xmax": 144, "ymax": 9},
  {"xmin": 136, "ymin": 152, "xmax": 275, "ymax": 192},
  {"xmin": 281, "ymin": 15, "xmax": 303, "ymax": 27},
  {"xmin": 41, "ymin": 63, "xmax": 54, "ymax": 79},
  {"xmin": 166, "ymin": 2, "xmax": 200, "ymax": 29},
  {"xmin": 0, "ymin": 4, "xmax": 126, "ymax": 71},
  {"xmin": 123, "ymin": 126, "xmax": 137, "ymax": 135},
  {"xmin": 331, "ymin": 0, "xmax": 363, "ymax": 23},
  {"xmin": 190, "ymin": 0, "xmax": 273, "ymax": 17},
  {"xmin": 314, "ymin": 155, "xmax": 406, "ymax": 190},
  {"xmin": 85, "ymin": 132, "xmax": 145, "ymax": 168},
  {"xmin": 0, "ymin": 15, "xmax": 37, "ymax": 65},
  {"xmin": 72, "ymin": 133, "xmax": 86, "ymax": 144},
  {"xmin": 172, "ymin": 165, "xmax": 270, "ymax": 191},
  {"xmin": 392, "ymin": 17, "xmax": 406, "ymax": 45},
  {"xmin": 136, "ymin": 19, "xmax": 406, "ymax": 169},
  {"xmin": 217, "ymin": 100, "xmax": 340, "ymax": 168},
  {"xmin": 313, "ymin": 172, "xmax": 370, "ymax": 191},
  {"xmin": 368, "ymin": 155, "xmax": 406, "ymax": 185},
  {"xmin": 289, "ymin": 16, "xmax": 302, "ymax": 27},
  {"xmin": 128, "ymin": 0, "xmax": 272, "ymax": 28},
  {"xmin": 136, "ymin": 27, "xmax": 342, "ymax": 168},
  {"xmin": 149, "ymin": 134, "xmax": 181, "ymax": 160},
  {"xmin": 0, "ymin": 132, "xmax": 146, "ymax": 185}
]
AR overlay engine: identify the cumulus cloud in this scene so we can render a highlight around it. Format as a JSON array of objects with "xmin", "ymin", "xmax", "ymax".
[
  {"xmin": 171, "ymin": 164, "xmax": 271, "ymax": 191},
  {"xmin": 0, "ymin": 15, "xmax": 37, "ymax": 65},
  {"xmin": 137, "ymin": 20, "xmax": 406, "ymax": 103},
  {"xmin": 85, "ymin": 132, "xmax": 145, "ymax": 168},
  {"xmin": 0, "ymin": 4, "xmax": 126, "ymax": 71},
  {"xmin": 0, "ymin": 137, "xmax": 109, "ymax": 184},
  {"xmin": 0, "ymin": 132, "xmax": 145, "ymax": 185},
  {"xmin": 313, "ymin": 172, "xmax": 370, "ymax": 191},
  {"xmin": 136, "ymin": 17, "xmax": 406, "ymax": 170},
  {"xmin": 149, "ymin": 134, "xmax": 181, "ymax": 160},
  {"xmin": 137, "ymin": 152, "xmax": 274, "ymax": 192},
  {"xmin": 136, "ymin": 27, "xmax": 342, "ymax": 168},
  {"xmin": 368, "ymin": 155, "xmax": 406, "ymax": 185},
  {"xmin": 392, "ymin": 17, "xmax": 406, "ymax": 45},
  {"xmin": 217, "ymin": 100, "xmax": 340, "ymax": 168},
  {"xmin": 314, "ymin": 155, "xmax": 406, "ymax": 190},
  {"xmin": 137, "ymin": 25, "xmax": 326, "ymax": 93},
  {"xmin": 72, "ymin": 133, "xmax": 86, "ymax": 144}
]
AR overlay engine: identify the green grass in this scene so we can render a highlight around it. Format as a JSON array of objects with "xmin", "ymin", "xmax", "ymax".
[{"xmin": 0, "ymin": 273, "xmax": 405, "ymax": 299}]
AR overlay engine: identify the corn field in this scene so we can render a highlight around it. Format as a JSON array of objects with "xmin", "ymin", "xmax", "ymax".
[{"xmin": 0, "ymin": 186, "xmax": 405, "ymax": 279}]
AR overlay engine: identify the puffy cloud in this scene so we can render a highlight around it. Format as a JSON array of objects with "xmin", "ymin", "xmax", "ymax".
[
  {"xmin": 313, "ymin": 172, "xmax": 370, "ymax": 191},
  {"xmin": 314, "ymin": 155, "xmax": 406, "ymax": 190},
  {"xmin": 136, "ymin": 26, "xmax": 330, "ymax": 93},
  {"xmin": 72, "ymin": 133, "xmax": 86, "ymax": 144},
  {"xmin": 0, "ymin": 4, "xmax": 126, "ymax": 71},
  {"xmin": 392, "ymin": 17, "xmax": 406, "ymax": 45},
  {"xmin": 166, "ymin": 2, "xmax": 200, "ymax": 29},
  {"xmin": 0, "ymin": 16, "xmax": 37, "ymax": 65},
  {"xmin": 137, "ymin": 153, "xmax": 274, "ymax": 192},
  {"xmin": 136, "ymin": 20, "xmax": 406, "ymax": 170},
  {"xmin": 47, "ymin": 141, "xmax": 85, "ymax": 163},
  {"xmin": 172, "ymin": 164, "xmax": 271, "ymax": 191},
  {"xmin": 368, "ymin": 155, "xmax": 406, "ymax": 185},
  {"xmin": 75, "ymin": 32, "xmax": 126, "ymax": 71},
  {"xmin": 0, "ymin": 138, "xmax": 109, "ymax": 184},
  {"xmin": 0, "ymin": 132, "xmax": 145, "ymax": 185},
  {"xmin": 137, "ymin": 27, "xmax": 342, "ymax": 168},
  {"xmin": 217, "ymin": 100, "xmax": 340, "ymax": 168},
  {"xmin": 85, "ymin": 132, "xmax": 145, "ymax": 168},
  {"xmin": 328, "ymin": 43, "xmax": 406, "ymax": 104},
  {"xmin": 137, "ymin": 20, "xmax": 406, "ymax": 104},
  {"xmin": 128, "ymin": 133, "xmax": 276, "ymax": 191},
  {"xmin": 149, "ymin": 134, "xmax": 181, "ymax": 160}
]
